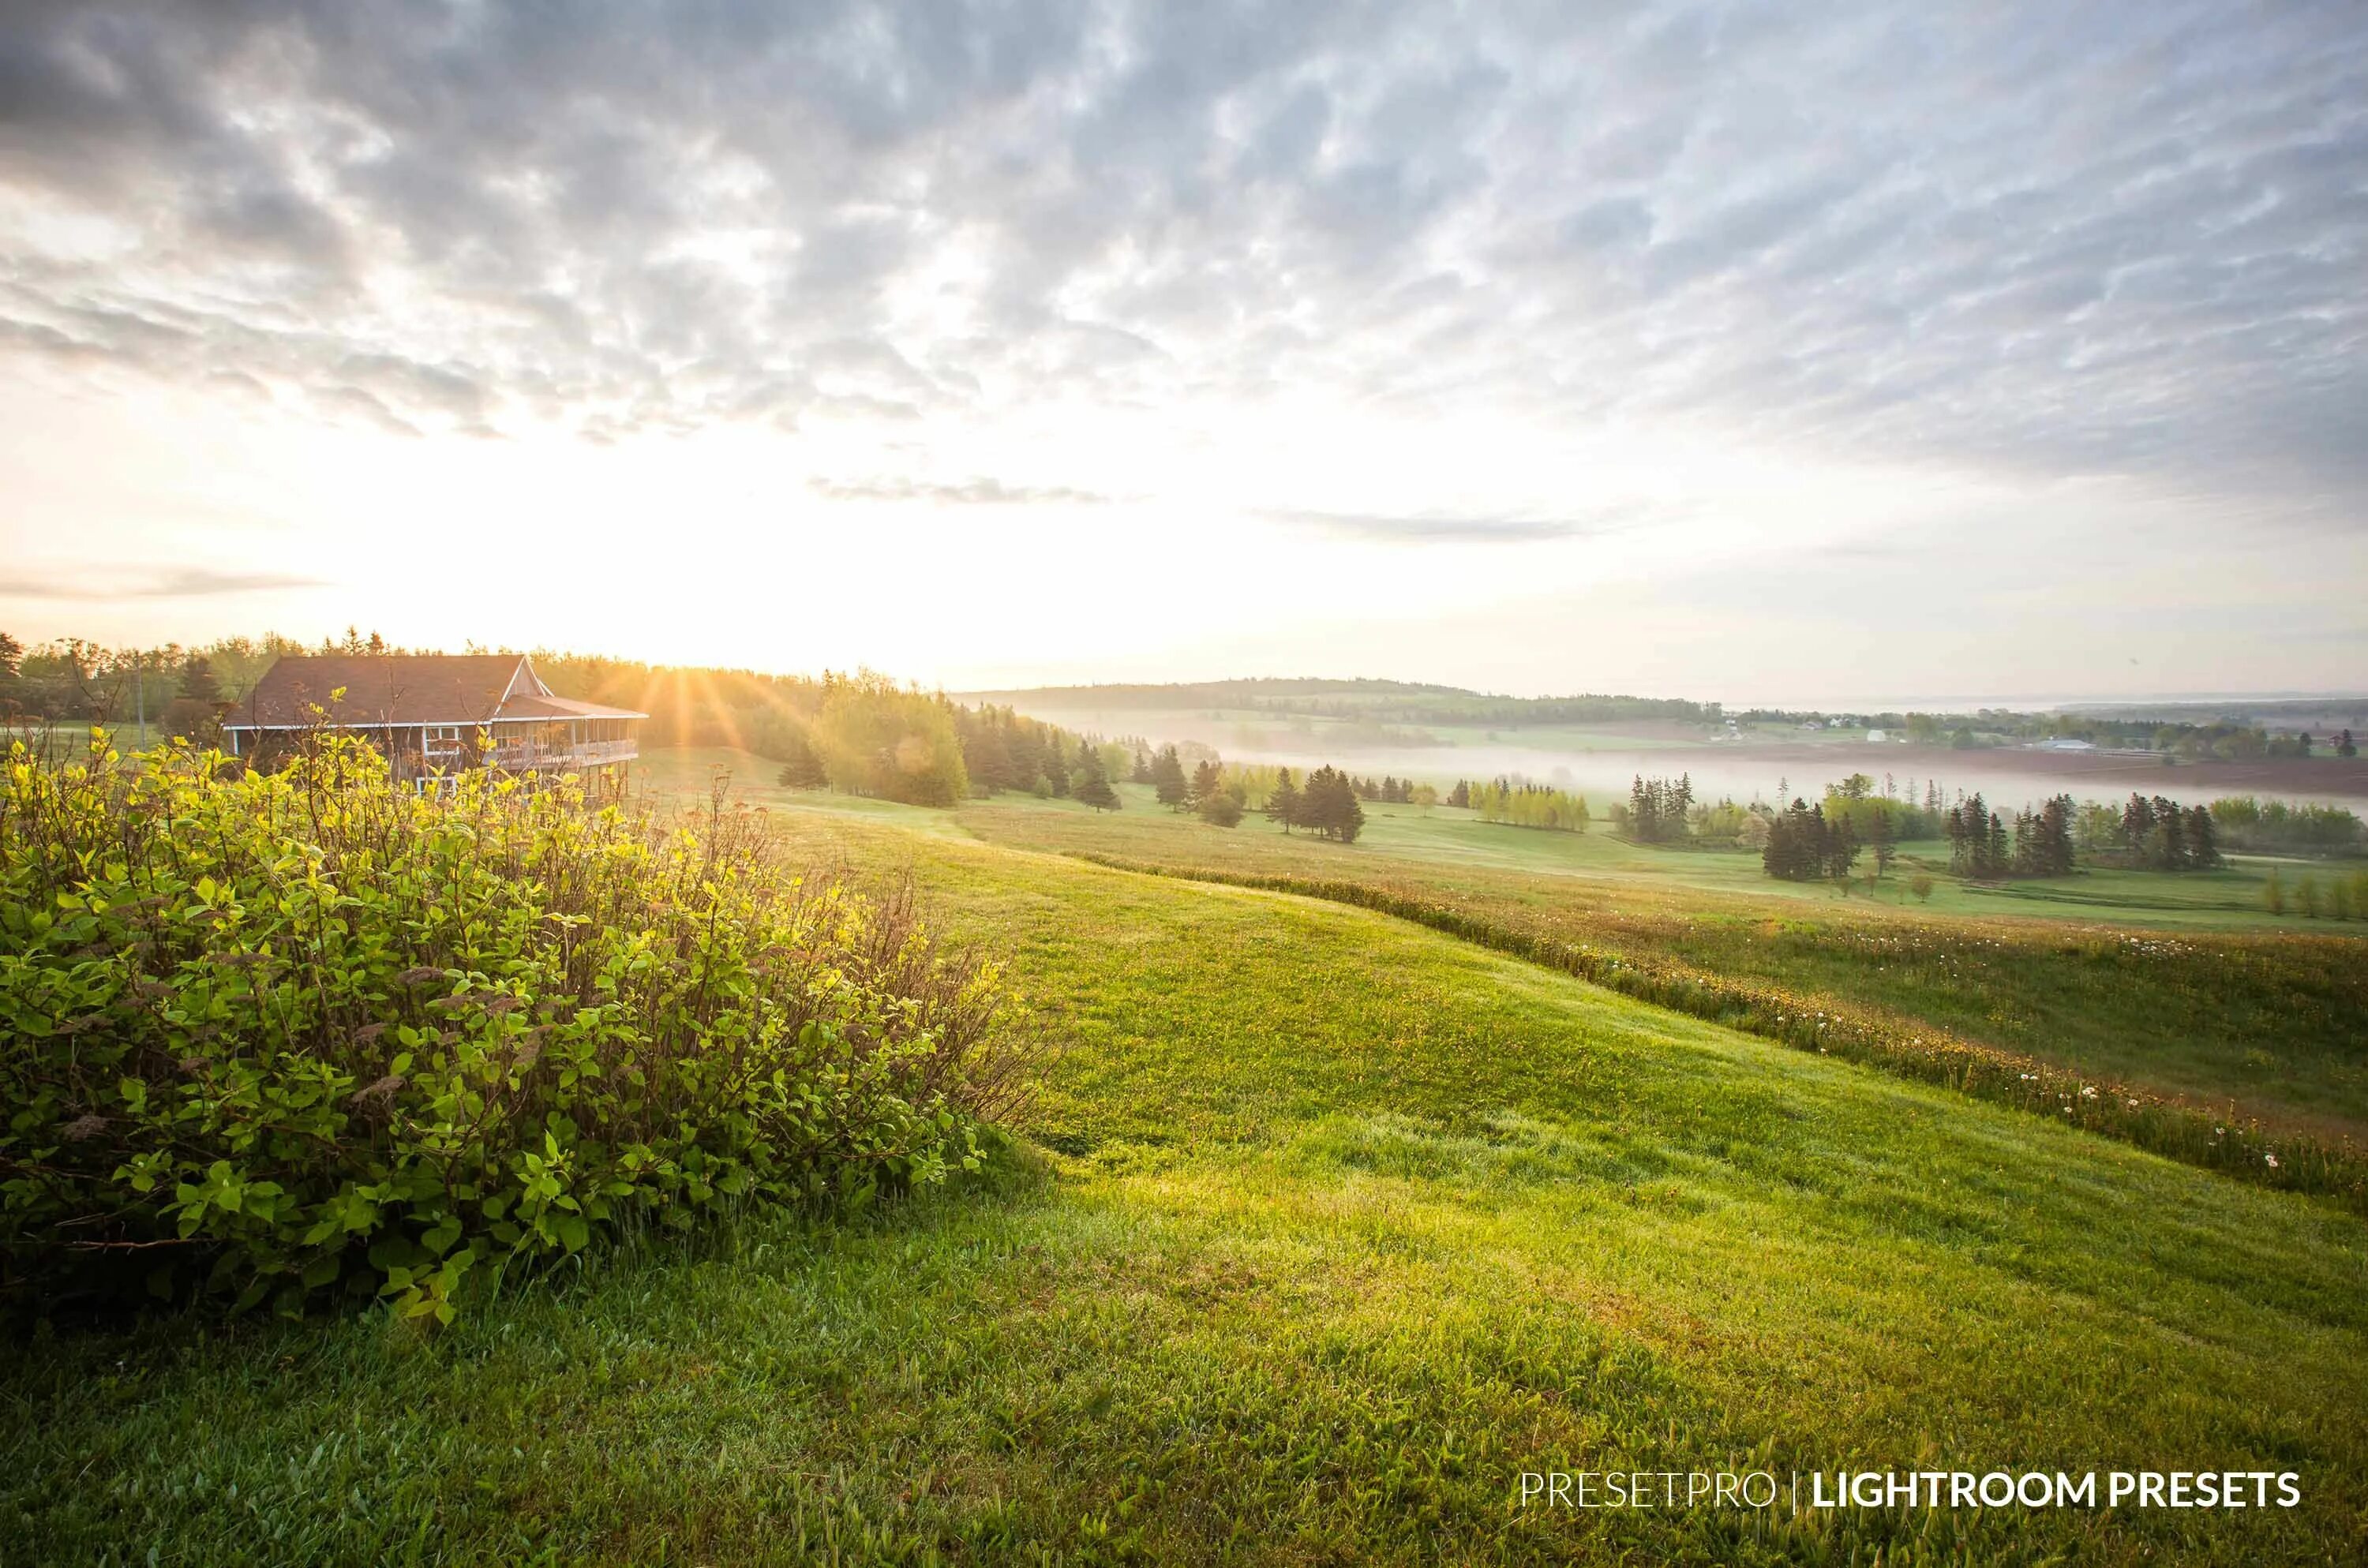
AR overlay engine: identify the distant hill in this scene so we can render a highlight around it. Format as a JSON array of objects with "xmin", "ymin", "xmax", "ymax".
[{"xmin": 957, "ymin": 678, "xmax": 1718, "ymax": 727}]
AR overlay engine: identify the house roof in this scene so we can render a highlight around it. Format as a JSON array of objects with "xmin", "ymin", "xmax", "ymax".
[{"xmin": 227, "ymin": 654, "xmax": 644, "ymax": 729}]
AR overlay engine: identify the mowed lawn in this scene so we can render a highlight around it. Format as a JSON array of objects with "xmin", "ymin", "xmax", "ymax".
[{"xmin": 6, "ymin": 806, "xmax": 2365, "ymax": 1565}]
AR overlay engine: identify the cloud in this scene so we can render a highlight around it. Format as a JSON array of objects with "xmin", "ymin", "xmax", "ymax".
[
  {"xmin": 1262, "ymin": 506, "xmax": 1658, "ymax": 544},
  {"xmin": 2, "ymin": 567, "xmax": 326, "ymax": 601},
  {"xmin": 811, "ymin": 477, "xmax": 1116, "ymax": 506},
  {"xmin": 0, "ymin": 0, "xmax": 2359, "ymax": 514}
]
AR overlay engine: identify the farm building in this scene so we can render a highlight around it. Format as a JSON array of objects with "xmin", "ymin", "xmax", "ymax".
[{"xmin": 223, "ymin": 653, "xmax": 643, "ymax": 788}]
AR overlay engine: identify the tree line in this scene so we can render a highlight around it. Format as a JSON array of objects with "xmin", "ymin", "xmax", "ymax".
[
  {"xmin": 1454, "ymin": 778, "xmax": 1591, "ymax": 832},
  {"xmin": 970, "ymin": 678, "xmax": 1715, "ymax": 728},
  {"xmin": 1122, "ymin": 743, "xmax": 1369, "ymax": 840},
  {"xmin": 2102, "ymin": 794, "xmax": 2223, "ymax": 871}
]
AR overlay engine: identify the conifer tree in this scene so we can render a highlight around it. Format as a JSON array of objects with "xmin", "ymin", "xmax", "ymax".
[
  {"xmin": 1073, "ymin": 744, "xmax": 1120, "ymax": 812},
  {"xmin": 1266, "ymin": 769, "xmax": 1300, "ymax": 831},
  {"xmin": 1150, "ymin": 745, "xmax": 1189, "ymax": 809},
  {"xmin": 2186, "ymin": 803, "xmax": 2219, "ymax": 868}
]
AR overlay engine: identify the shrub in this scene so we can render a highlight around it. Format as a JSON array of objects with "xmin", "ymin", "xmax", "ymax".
[{"xmin": 1, "ymin": 738, "xmax": 1025, "ymax": 1322}]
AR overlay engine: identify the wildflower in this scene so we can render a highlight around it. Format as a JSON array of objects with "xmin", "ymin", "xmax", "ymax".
[
  {"xmin": 2265, "ymin": 1153, "xmax": 2280, "ymax": 1169},
  {"xmin": 62, "ymin": 1113, "xmax": 109, "ymax": 1141}
]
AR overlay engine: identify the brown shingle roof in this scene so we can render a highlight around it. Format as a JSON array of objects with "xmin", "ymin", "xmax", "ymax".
[
  {"xmin": 228, "ymin": 654, "xmax": 644, "ymax": 729},
  {"xmin": 493, "ymin": 692, "xmax": 648, "ymax": 721}
]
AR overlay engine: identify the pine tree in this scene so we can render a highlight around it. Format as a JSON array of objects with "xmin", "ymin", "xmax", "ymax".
[
  {"xmin": 1267, "ymin": 769, "xmax": 1301, "ymax": 831},
  {"xmin": 1333, "ymin": 775, "xmax": 1366, "ymax": 844},
  {"xmin": 1190, "ymin": 758, "xmax": 1222, "ymax": 807},
  {"xmin": 1150, "ymin": 745, "xmax": 1189, "ymax": 809},
  {"xmin": 774, "ymin": 727, "xmax": 829, "ymax": 789},
  {"xmin": 2186, "ymin": 803, "xmax": 2219, "ymax": 868},
  {"xmin": 1043, "ymin": 735, "xmax": 1070, "ymax": 797},
  {"xmin": 1130, "ymin": 748, "xmax": 1152, "ymax": 784},
  {"xmin": 2123, "ymin": 794, "xmax": 2156, "ymax": 856},
  {"xmin": 2340, "ymin": 729, "xmax": 2358, "ymax": 758},
  {"xmin": 964, "ymin": 720, "xmax": 1014, "ymax": 794},
  {"xmin": 1073, "ymin": 744, "xmax": 1120, "ymax": 812},
  {"xmin": 2039, "ymin": 795, "xmax": 2075, "ymax": 876},
  {"xmin": 1870, "ymin": 805, "xmax": 1894, "ymax": 876},
  {"xmin": 1448, "ymin": 779, "xmax": 1470, "ymax": 809}
]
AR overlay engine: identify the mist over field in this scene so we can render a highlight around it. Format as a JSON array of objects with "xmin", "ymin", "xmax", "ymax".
[{"xmin": 976, "ymin": 693, "xmax": 2368, "ymax": 814}]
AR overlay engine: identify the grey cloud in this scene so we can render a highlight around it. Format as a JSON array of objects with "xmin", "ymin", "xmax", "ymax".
[
  {"xmin": 2, "ymin": 567, "xmax": 327, "ymax": 600},
  {"xmin": 1264, "ymin": 505, "xmax": 1663, "ymax": 544},
  {"xmin": 0, "ymin": 0, "xmax": 2359, "ymax": 514}
]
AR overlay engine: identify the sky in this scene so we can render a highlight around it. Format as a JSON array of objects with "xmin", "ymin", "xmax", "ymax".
[{"xmin": 2, "ymin": 0, "xmax": 2364, "ymax": 705}]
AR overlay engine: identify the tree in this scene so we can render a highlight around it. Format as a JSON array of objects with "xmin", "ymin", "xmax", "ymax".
[
  {"xmin": 1266, "ymin": 769, "xmax": 1301, "ymax": 831},
  {"xmin": 2038, "ymin": 794, "xmax": 2076, "ymax": 876},
  {"xmin": 1197, "ymin": 788, "xmax": 1244, "ymax": 827},
  {"xmin": 1042, "ymin": 735, "xmax": 1070, "ymax": 798},
  {"xmin": 161, "ymin": 653, "xmax": 226, "ymax": 743},
  {"xmin": 1870, "ymin": 804, "xmax": 1895, "ymax": 877},
  {"xmin": 1189, "ymin": 758, "xmax": 1223, "ymax": 808},
  {"xmin": 811, "ymin": 673, "xmax": 969, "ymax": 806},
  {"xmin": 1763, "ymin": 797, "xmax": 1840, "ymax": 881},
  {"xmin": 1299, "ymin": 765, "xmax": 1365, "ymax": 843},
  {"xmin": 1073, "ymin": 744, "xmax": 1120, "ymax": 812},
  {"xmin": 1150, "ymin": 745, "xmax": 1190, "ymax": 810},
  {"xmin": 773, "ymin": 724, "xmax": 830, "ymax": 789},
  {"xmin": 2185, "ymin": 803, "xmax": 2220, "ymax": 869},
  {"xmin": 2340, "ymin": 730, "xmax": 2358, "ymax": 758},
  {"xmin": 961, "ymin": 719, "xmax": 1015, "ymax": 794},
  {"xmin": 1447, "ymin": 779, "xmax": 1470, "ymax": 809}
]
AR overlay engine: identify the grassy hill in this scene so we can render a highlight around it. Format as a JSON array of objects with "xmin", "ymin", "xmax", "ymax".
[{"xmin": 8, "ymin": 782, "xmax": 2365, "ymax": 1563}]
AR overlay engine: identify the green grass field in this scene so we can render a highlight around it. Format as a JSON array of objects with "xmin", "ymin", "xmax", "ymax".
[{"xmin": 9, "ymin": 753, "xmax": 2366, "ymax": 1562}]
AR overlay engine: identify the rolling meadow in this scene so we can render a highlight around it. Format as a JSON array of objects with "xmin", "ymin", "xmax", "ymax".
[{"xmin": 5, "ymin": 743, "xmax": 2366, "ymax": 1564}]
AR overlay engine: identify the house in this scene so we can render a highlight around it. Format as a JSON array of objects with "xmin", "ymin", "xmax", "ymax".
[
  {"xmin": 223, "ymin": 653, "xmax": 644, "ymax": 788},
  {"xmin": 1865, "ymin": 728, "xmax": 1888, "ymax": 743},
  {"xmin": 2038, "ymin": 737, "xmax": 2096, "ymax": 752}
]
